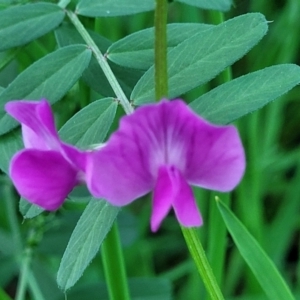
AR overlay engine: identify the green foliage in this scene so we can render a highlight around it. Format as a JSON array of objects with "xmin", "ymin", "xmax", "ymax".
[
  {"xmin": 217, "ymin": 199, "xmax": 295, "ymax": 300},
  {"xmin": 57, "ymin": 199, "xmax": 119, "ymax": 290},
  {"xmin": 132, "ymin": 13, "xmax": 268, "ymax": 104},
  {"xmin": 0, "ymin": 129, "xmax": 22, "ymax": 173},
  {"xmin": 76, "ymin": 0, "xmax": 155, "ymax": 17},
  {"xmin": 0, "ymin": 1, "xmax": 300, "ymax": 300},
  {"xmin": 19, "ymin": 199, "xmax": 44, "ymax": 219},
  {"xmin": 190, "ymin": 64, "xmax": 300, "ymax": 124},
  {"xmin": 65, "ymin": 278, "xmax": 172, "ymax": 300},
  {"xmin": 107, "ymin": 23, "xmax": 214, "ymax": 70},
  {"xmin": 55, "ymin": 24, "xmax": 143, "ymax": 97},
  {"xmin": 0, "ymin": 45, "xmax": 92, "ymax": 135},
  {"xmin": 59, "ymin": 97, "xmax": 118, "ymax": 147},
  {"xmin": 0, "ymin": 3, "xmax": 65, "ymax": 51},
  {"xmin": 174, "ymin": 0, "xmax": 232, "ymax": 11}
]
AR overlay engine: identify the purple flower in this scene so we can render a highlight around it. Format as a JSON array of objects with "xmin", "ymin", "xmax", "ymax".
[
  {"xmin": 5, "ymin": 99, "xmax": 86, "ymax": 210},
  {"xmin": 86, "ymin": 99, "xmax": 245, "ymax": 232}
]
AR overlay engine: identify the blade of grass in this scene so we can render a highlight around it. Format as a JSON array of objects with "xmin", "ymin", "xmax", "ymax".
[{"xmin": 217, "ymin": 197, "xmax": 295, "ymax": 300}]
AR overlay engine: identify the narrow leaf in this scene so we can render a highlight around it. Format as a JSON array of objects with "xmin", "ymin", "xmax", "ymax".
[
  {"xmin": 217, "ymin": 198, "xmax": 295, "ymax": 300},
  {"xmin": 175, "ymin": 0, "xmax": 232, "ymax": 12},
  {"xmin": 0, "ymin": 3, "xmax": 65, "ymax": 51},
  {"xmin": 131, "ymin": 13, "xmax": 268, "ymax": 104},
  {"xmin": 0, "ymin": 45, "xmax": 92, "ymax": 135},
  {"xmin": 59, "ymin": 97, "xmax": 118, "ymax": 147},
  {"xmin": 57, "ymin": 199, "xmax": 120, "ymax": 290},
  {"xmin": 107, "ymin": 23, "xmax": 214, "ymax": 70},
  {"xmin": 190, "ymin": 64, "xmax": 300, "ymax": 124},
  {"xmin": 76, "ymin": 0, "xmax": 155, "ymax": 17}
]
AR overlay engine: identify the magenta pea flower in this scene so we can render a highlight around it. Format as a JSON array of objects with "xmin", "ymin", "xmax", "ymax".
[
  {"xmin": 5, "ymin": 99, "xmax": 86, "ymax": 210},
  {"xmin": 86, "ymin": 99, "xmax": 245, "ymax": 232}
]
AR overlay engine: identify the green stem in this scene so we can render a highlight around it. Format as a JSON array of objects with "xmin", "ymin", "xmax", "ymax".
[
  {"xmin": 154, "ymin": 0, "xmax": 168, "ymax": 100},
  {"xmin": 15, "ymin": 248, "xmax": 32, "ymax": 300},
  {"xmin": 181, "ymin": 227, "xmax": 225, "ymax": 300},
  {"xmin": 67, "ymin": 10, "xmax": 134, "ymax": 115},
  {"xmin": 101, "ymin": 222, "xmax": 131, "ymax": 300},
  {"xmin": 58, "ymin": 0, "xmax": 70, "ymax": 9},
  {"xmin": 27, "ymin": 270, "xmax": 46, "ymax": 300},
  {"xmin": 4, "ymin": 184, "xmax": 22, "ymax": 253}
]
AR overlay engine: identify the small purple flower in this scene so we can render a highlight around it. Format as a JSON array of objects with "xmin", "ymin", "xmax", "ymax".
[
  {"xmin": 5, "ymin": 99, "xmax": 86, "ymax": 210},
  {"xmin": 87, "ymin": 99, "xmax": 245, "ymax": 232}
]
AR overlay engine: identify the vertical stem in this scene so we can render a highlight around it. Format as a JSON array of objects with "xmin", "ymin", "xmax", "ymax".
[
  {"xmin": 28, "ymin": 270, "xmax": 46, "ymax": 300},
  {"xmin": 58, "ymin": 0, "xmax": 70, "ymax": 9},
  {"xmin": 154, "ymin": 0, "xmax": 168, "ymax": 100},
  {"xmin": 16, "ymin": 248, "xmax": 32, "ymax": 300},
  {"xmin": 4, "ymin": 183, "xmax": 22, "ymax": 252},
  {"xmin": 101, "ymin": 222, "xmax": 131, "ymax": 300},
  {"xmin": 181, "ymin": 227, "xmax": 225, "ymax": 300}
]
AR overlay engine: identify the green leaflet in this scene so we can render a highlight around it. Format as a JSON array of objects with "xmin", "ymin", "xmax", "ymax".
[
  {"xmin": 217, "ymin": 199, "xmax": 295, "ymax": 300},
  {"xmin": 175, "ymin": 0, "xmax": 232, "ymax": 12},
  {"xmin": 107, "ymin": 23, "xmax": 214, "ymax": 70},
  {"xmin": 76, "ymin": 0, "xmax": 154, "ymax": 17},
  {"xmin": 59, "ymin": 97, "xmax": 118, "ymax": 147},
  {"xmin": 131, "ymin": 13, "xmax": 268, "ymax": 104},
  {"xmin": 190, "ymin": 64, "xmax": 300, "ymax": 124},
  {"xmin": 0, "ymin": 45, "xmax": 92, "ymax": 135},
  {"xmin": 57, "ymin": 199, "xmax": 120, "ymax": 291},
  {"xmin": 0, "ymin": 2, "xmax": 65, "ymax": 51}
]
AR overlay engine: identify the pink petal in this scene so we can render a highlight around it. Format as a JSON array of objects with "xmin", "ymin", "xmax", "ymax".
[
  {"xmin": 151, "ymin": 166, "xmax": 173, "ymax": 232},
  {"xmin": 10, "ymin": 149, "xmax": 78, "ymax": 210},
  {"xmin": 86, "ymin": 99, "xmax": 184, "ymax": 204},
  {"xmin": 151, "ymin": 165, "xmax": 202, "ymax": 232},
  {"xmin": 181, "ymin": 116, "xmax": 245, "ymax": 192},
  {"xmin": 61, "ymin": 143, "xmax": 87, "ymax": 173},
  {"xmin": 86, "ymin": 142, "xmax": 153, "ymax": 205},
  {"xmin": 145, "ymin": 99, "xmax": 245, "ymax": 192},
  {"xmin": 171, "ymin": 167, "xmax": 203, "ymax": 228},
  {"xmin": 5, "ymin": 99, "xmax": 59, "ymax": 150},
  {"xmin": 87, "ymin": 99, "xmax": 244, "ymax": 209}
]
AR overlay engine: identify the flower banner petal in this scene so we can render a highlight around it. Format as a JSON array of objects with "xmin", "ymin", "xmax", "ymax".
[{"xmin": 158, "ymin": 100, "xmax": 245, "ymax": 191}]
